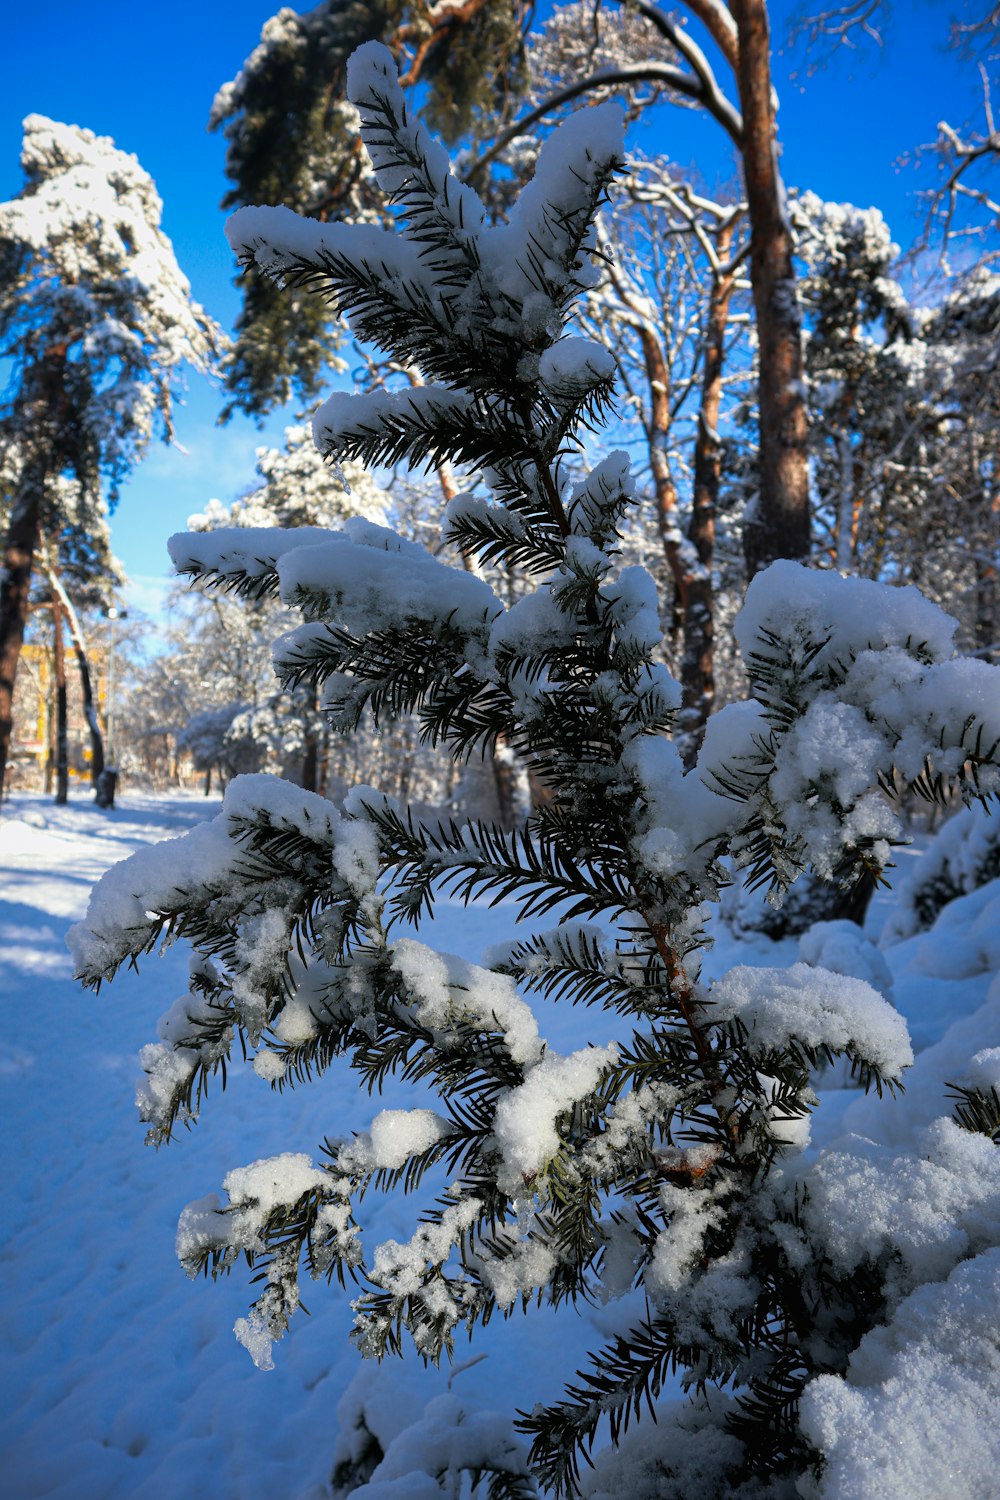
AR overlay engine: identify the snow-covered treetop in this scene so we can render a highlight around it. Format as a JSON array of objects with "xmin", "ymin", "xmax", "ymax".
[
  {"xmin": 526, "ymin": 0, "xmax": 679, "ymax": 110},
  {"xmin": 226, "ymin": 39, "xmax": 625, "ymax": 463},
  {"xmin": 0, "ymin": 115, "xmax": 223, "ymax": 491},
  {"xmin": 793, "ymin": 190, "xmax": 898, "ymax": 279}
]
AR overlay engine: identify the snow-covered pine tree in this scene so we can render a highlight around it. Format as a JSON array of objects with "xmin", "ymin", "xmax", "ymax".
[
  {"xmin": 0, "ymin": 115, "xmax": 222, "ymax": 799},
  {"xmin": 71, "ymin": 45, "xmax": 1000, "ymax": 1498}
]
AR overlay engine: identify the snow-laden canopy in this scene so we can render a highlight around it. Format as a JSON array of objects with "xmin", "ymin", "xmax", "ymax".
[{"xmin": 0, "ymin": 115, "xmax": 222, "ymax": 484}]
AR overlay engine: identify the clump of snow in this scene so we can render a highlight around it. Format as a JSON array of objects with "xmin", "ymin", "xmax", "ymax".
[
  {"xmin": 219, "ymin": 1152, "xmax": 328, "ymax": 1253},
  {"xmin": 253, "ymin": 1050, "xmax": 286, "ymax": 1083},
  {"xmin": 135, "ymin": 974, "xmax": 232, "ymax": 1137},
  {"xmin": 706, "ymin": 963, "xmax": 912, "ymax": 1080},
  {"xmin": 168, "ymin": 524, "xmax": 341, "ymax": 582},
  {"xmin": 649, "ymin": 1184, "xmax": 727, "ymax": 1295},
  {"xmin": 794, "ymin": 1118, "xmax": 1000, "ymax": 1300},
  {"xmin": 475, "ymin": 1231, "xmax": 558, "ymax": 1310},
  {"xmin": 389, "ymin": 938, "xmax": 542, "ymax": 1067},
  {"xmin": 734, "ymin": 560, "xmax": 958, "ymax": 669},
  {"xmin": 492, "ymin": 1044, "xmax": 618, "ymax": 1192},
  {"xmin": 274, "ymin": 515, "xmax": 501, "ymax": 646},
  {"xmin": 538, "ymin": 336, "xmax": 616, "ymax": 403},
  {"xmin": 366, "ymin": 1199, "xmax": 481, "ymax": 1310},
  {"xmin": 68, "ymin": 773, "xmax": 371, "ymax": 987},
  {"xmin": 581, "ymin": 1394, "xmax": 745, "ymax": 1500},
  {"xmin": 341, "ymin": 1110, "xmax": 452, "ymax": 1173},
  {"xmin": 958, "ymin": 1047, "xmax": 1000, "ymax": 1094}
]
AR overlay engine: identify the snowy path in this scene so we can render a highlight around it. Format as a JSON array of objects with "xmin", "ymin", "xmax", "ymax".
[{"xmin": 0, "ymin": 795, "xmax": 618, "ymax": 1498}]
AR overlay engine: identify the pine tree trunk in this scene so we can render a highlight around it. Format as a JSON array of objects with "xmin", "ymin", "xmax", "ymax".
[
  {"xmin": 680, "ymin": 226, "xmax": 736, "ymax": 767},
  {"xmin": 835, "ymin": 427, "xmax": 854, "ymax": 572},
  {"xmin": 0, "ymin": 349, "xmax": 67, "ymax": 806},
  {"xmin": 301, "ymin": 687, "xmax": 320, "ymax": 792},
  {"xmin": 639, "ymin": 327, "xmax": 686, "ymax": 649},
  {"xmin": 301, "ymin": 732, "xmax": 319, "ymax": 794},
  {"xmin": 0, "ymin": 477, "xmax": 44, "ymax": 802},
  {"xmin": 491, "ymin": 748, "xmax": 518, "ymax": 830},
  {"xmin": 53, "ymin": 595, "xmax": 69, "ymax": 805},
  {"xmin": 44, "ymin": 562, "xmax": 105, "ymax": 784},
  {"xmin": 729, "ymin": 0, "xmax": 811, "ymax": 576}
]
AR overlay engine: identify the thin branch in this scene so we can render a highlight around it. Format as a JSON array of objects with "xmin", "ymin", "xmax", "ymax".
[
  {"xmin": 631, "ymin": 0, "xmax": 743, "ymax": 135},
  {"xmin": 465, "ymin": 59, "xmax": 743, "ymax": 187}
]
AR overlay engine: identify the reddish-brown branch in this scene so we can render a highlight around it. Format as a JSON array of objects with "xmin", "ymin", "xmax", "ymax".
[{"xmin": 396, "ymin": 0, "xmax": 495, "ymax": 89}]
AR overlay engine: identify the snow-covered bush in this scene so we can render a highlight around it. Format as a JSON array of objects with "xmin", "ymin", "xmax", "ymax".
[
  {"xmin": 719, "ymin": 866, "xmax": 844, "ymax": 942},
  {"xmin": 883, "ymin": 801, "xmax": 1000, "ymax": 945},
  {"xmin": 71, "ymin": 46, "xmax": 1000, "ymax": 1498}
]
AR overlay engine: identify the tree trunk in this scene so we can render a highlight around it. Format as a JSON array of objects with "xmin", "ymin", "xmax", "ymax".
[
  {"xmin": 491, "ymin": 747, "xmax": 519, "ymax": 830},
  {"xmin": 639, "ymin": 326, "xmax": 687, "ymax": 649},
  {"xmin": 680, "ymin": 224, "xmax": 736, "ymax": 767},
  {"xmin": 0, "ymin": 348, "xmax": 67, "ymax": 806},
  {"xmin": 0, "ymin": 477, "xmax": 44, "ymax": 802},
  {"xmin": 301, "ymin": 731, "xmax": 319, "ymax": 794},
  {"xmin": 729, "ymin": 0, "xmax": 811, "ymax": 576},
  {"xmin": 300, "ymin": 685, "xmax": 322, "ymax": 793},
  {"xmin": 53, "ymin": 595, "xmax": 69, "ymax": 805},
  {"xmin": 44, "ymin": 561, "xmax": 105, "ymax": 783},
  {"xmin": 318, "ymin": 729, "xmax": 330, "ymax": 799}
]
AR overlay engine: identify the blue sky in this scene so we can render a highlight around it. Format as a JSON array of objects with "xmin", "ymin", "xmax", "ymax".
[{"xmin": 1, "ymin": 1, "xmax": 982, "ymax": 623}]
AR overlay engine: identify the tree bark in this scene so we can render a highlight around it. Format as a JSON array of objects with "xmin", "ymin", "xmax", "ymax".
[
  {"xmin": 44, "ymin": 561, "xmax": 105, "ymax": 784},
  {"xmin": 728, "ymin": 0, "xmax": 811, "ymax": 576},
  {"xmin": 301, "ymin": 725, "xmax": 319, "ymax": 794},
  {"xmin": 52, "ymin": 595, "xmax": 69, "ymax": 805},
  {"xmin": 0, "ymin": 348, "xmax": 66, "ymax": 805},
  {"xmin": 0, "ymin": 476, "xmax": 44, "ymax": 801},
  {"xmin": 680, "ymin": 223, "xmax": 736, "ymax": 766},
  {"xmin": 638, "ymin": 325, "xmax": 688, "ymax": 649}
]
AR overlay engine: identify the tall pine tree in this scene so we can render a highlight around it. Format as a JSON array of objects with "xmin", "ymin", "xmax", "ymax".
[{"xmin": 0, "ymin": 115, "xmax": 221, "ymax": 800}]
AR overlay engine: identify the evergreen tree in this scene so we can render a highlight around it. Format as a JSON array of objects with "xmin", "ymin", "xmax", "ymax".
[
  {"xmin": 73, "ymin": 48, "xmax": 1000, "ymax": 1497},
  {"xmin": 0, "ymin": 115, "xmax": 222, "ymax": 801}
]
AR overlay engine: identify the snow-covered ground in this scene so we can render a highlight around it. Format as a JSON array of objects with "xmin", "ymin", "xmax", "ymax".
[{"xmin": 1, "ymin": 792, "xmax": 996, "ymax": 1498}]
